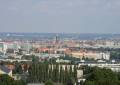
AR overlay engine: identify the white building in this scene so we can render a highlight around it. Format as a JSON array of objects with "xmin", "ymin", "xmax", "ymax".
[
  {"xmin": 0, "ymin": 42, "xmax": 8, "ymax": 53},
  {"xmin": 78, "ymin": 62, "xmax": 120, "ymax": 72},
  {"xmin": 71, "ymin": 52, "xmax": 110, "ymax": 60}
]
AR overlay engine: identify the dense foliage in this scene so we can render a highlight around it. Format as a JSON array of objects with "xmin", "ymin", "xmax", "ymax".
[
  {"xmin": 84, "ymin": 67, "xmax": 120, "ymax": 85},
  {"xmin": 0, "ymin": 74, "xmax": 26, "ymax": 85}
]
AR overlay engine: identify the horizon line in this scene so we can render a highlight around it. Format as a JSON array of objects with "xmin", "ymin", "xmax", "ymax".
[{"xmin": 0, "ymin": 32, "xmax": 119, "ymax": 35}]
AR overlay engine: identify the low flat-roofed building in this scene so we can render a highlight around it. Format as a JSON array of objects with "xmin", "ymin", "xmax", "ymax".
[{"xmin": 71, "ymin": 51, "xmax": 110, "ymax": 60}]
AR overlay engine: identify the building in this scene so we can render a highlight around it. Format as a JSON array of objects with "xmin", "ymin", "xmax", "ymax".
[
  {"xmin": 56, "ymin": 59, "xmax": 70, "ymax": 63},
  {"xmin": 78, "ymin": 62, "xmax": 120, "ymax": 72},
  {"xmin": 71, "ymin": 51, "xmax": 110, "ymax": 60},
  {"xmin": 77, "ymin": 70, "xmax": 83, "ymax": 78},
  {"xmin": 0, "ymin": 65, "xmax": 12, "ymax": 77},
  {"xmin": 0, "ymin": 42, "xmax": 8, "ymax": 53}
]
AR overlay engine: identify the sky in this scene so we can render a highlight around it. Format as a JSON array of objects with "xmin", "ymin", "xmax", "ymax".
[{"xmin": 0, "ymin": 0, "xmax": 120, "ymax": 33}]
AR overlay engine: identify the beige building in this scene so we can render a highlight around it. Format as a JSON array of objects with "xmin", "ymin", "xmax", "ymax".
[{"xmin": 71, "ymin": 51, "xmax": 110, "ymax": 60}]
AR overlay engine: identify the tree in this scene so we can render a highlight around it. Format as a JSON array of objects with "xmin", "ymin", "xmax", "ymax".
[
  {"xmin": 0, "ymin": 74, "xmax": 26, "ymax": 85},
  {"xmin": 32, "ymin": 55, "xmax": 39, "ymax": 63},
  {"xmin": 49, "ymin": 64, "xmax": 52, "ymax": 80},
  {"xmin": 73, "ymin": 65, "xmax": 77, "ymax": 82},
  {"xmin": 59, "ymin": 65, "xmax": 63, "ymax": 83},
  {"xmin": 84, "ymin": 67, "xmax": 120, "ymax": 85},
  {"xmin": 45, "ymin": 80, "xmax": 54, "ymax": 85},
  {"xmin": 13, "ymin": 62, "xmax": 23, "ymax": 74}
]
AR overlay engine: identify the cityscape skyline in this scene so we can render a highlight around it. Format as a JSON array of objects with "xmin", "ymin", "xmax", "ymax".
[{"xmin": 1, "ymin": 1, "xmax": 120, "ymax": 85}]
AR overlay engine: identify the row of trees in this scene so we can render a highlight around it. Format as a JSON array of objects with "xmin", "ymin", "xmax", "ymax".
[
  {"xmin": 83, "ymin": 67, "xmax": 120, "ymax": 85},
  {"xmin": 27, "ymin": 62, "xmax": 77, "ymax": 85}
]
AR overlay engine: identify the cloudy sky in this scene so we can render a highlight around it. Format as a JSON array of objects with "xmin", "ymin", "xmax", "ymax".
[{"xmin": 0, "ymin": 0, "xmax": 120, "ymax": 33}]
